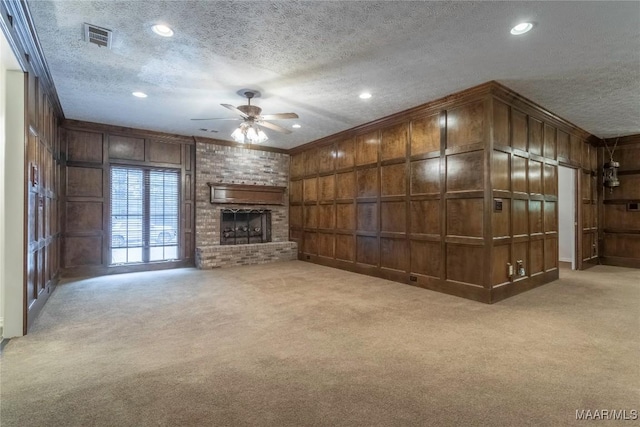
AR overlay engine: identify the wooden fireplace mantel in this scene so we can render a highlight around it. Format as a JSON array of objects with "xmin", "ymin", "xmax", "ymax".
[{"xmin": 207, "ymin": 183, "xmax": 286, "ymax": 205}]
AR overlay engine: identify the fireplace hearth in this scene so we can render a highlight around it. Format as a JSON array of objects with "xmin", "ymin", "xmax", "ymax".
[{"xmin": 221, "ymin": 209, "xmax": 271, "ymax": 245}]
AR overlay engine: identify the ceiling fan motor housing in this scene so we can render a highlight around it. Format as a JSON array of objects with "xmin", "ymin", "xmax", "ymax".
[{"xmin": 238, "ymin": 105, "xmax": 262, "ymax": 118}]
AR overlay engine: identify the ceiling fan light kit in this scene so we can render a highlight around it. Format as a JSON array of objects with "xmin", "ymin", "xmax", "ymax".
[{"xmin": 192, "ymin": 89, "xmax": 298, "ymax": 145}]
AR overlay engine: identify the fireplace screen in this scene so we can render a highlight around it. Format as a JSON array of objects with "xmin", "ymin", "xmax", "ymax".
[{"xmin": 221, "ymin": 209, "xmax": 272, "ymax": 245}]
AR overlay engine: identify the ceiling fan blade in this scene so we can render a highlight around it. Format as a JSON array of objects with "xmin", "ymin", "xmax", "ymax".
[
  {"xmin": 190, "ymin": 118, "xmax": 241, "ymax": 121},
  {"xmin": 257, "ymin": 120, "xmax": 292, "ymax": 134},
  {"xmin": 221, "ymin": 103, "xmax": 249, "ymax": 119},
  {"xmin": 260, "ymin": 112, "xmax": 299, "ymax": 120}
]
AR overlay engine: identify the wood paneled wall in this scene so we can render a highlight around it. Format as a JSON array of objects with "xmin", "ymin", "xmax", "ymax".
[
  {"xmin": 24, "ymin": 71, "xmax": 61, "ymax": 329},
  {"xmin": 600, "ymin": 134, "xmax": 640, "ymax": 268},
  {"xmin": 2, "ymin": 0, "xmax": 65, "ymax": 332},
  {"xmin": 61, "ymin": 120, "xmax": 195, "ymax": 277},
  {"xmin": 289, "ymin": 82, "xmax": 600, "ymax": 303}
]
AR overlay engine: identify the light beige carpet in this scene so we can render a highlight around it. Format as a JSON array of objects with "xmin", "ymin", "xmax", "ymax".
[{"xmin": 1, "ymin": 261, "xmax": 638, "ymax": 426}]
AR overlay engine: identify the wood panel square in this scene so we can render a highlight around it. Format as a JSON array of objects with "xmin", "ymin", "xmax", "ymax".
[
  {"xmin": 544, "ymin": 165, "xmax": 557, "ymax": 196},
  {"xmin": 410, "ymin": 200, "xmax": 440, "ymax": 235},
  {"xmin": 336, "ymin": 138, "xmax": 355, "ymax": 169},
  {"xmin": 512, "ymin": 155, "xmax": 527, "ymax": 193},
  {"xmin": 357, "ymin": 203, "xmax": 378, "ymax": 232},
  {"xmin": 304, "ymin": 232, "xmax": 317, "ymax": 254},
  {"xmin": 529, "ymin": 160, "xmax": 542, "ymax": 195},
  {"xmin": 381, "ymin": 123, "xmax": 408, "ymax": 161},
  {"xmin": 411, "ymin": 113, "xmax": 440, "ymax": 155},
  {"xmin": 446, "ymin": 151, "xmax": 483, "ymax": 192},
  {"xmin": 109, "ymin": 135, "xmax": 144, "ymax": 161},
  {"xmin": 357, "ymin": 236, "xmax": 378, "ymax": 266},
  {"xmin": 291, "ymin": 154, "xmax": 305, "ymax": 178},
  {"xmin": 544, "ymin": 201, "xmax": 557, "ymax": 232},
  {"xmin": 410, "ymin": 240, "xmax": 441, "ymax": 277},
  {"xmin": 411, "ymin": 158, "xmax": 439, "ymax": 194},
  {"xmin": 318, "ymin": 204, "xmax": 335, "ymax": 229},
  {"xmin": 335, "ymin": 234, "xmax": 355, "ymax": 261},
  {"xmin": 304, "ymin": 149, "xmax": 319, "ymax": 175},
  {"xmin": 67, "ymin": 167, "xmax": 103, "ymax": 198},
  {"xmin": 557, "ymin": 130, "xmax": 570, "ymax": 160},
  {"xmin": 290, "ymin": 180, "xmax": 303, "ymax": 203},
  {"xmin": 319, "ymin": 175, "xmax": 336, "ymax": 201},
  {"xmin": 446, "ymin": 244, "xmax": 485, "ymax": 285},
  {"xmin": 66, "ymin": 202, "xmax": 103, "ymax": 233},
  {"xmin": 492, "ymin": 151, "xmax": 510, "ymax": 191},
  {"xmin": 544, "ymin": 238, "xmax": 558, "ymax": 271},
  {"xmin": 336, "ymin": 171, "xmax": 356, "ymax": 200},
  {"xmin": 381, "ymin": 201, "xmax": 406, "ymax": 233},
  {"xmin": 511, "ymin": 109, "xmax": 528, "ymax": 151},
  {"xmin": 336, "ymin": 204, "xmax": 355, "ymax": 230},
  {"xmin": 446, "ymin": 101, "xmax": 484, "ymax": 148},
  {"xmin": 64, "ymin": 236, "xmax": 102, "ymax": 267},
  {"xmin": 492, "ymin": 198, "xmax": 510, "ymax": 238},
  {"xmin": 530, "ymin": 240, "xmax": 544, "ymax": 275},
  {"xmin": 569, "ymin": 134, "xmax": 581, "ymax": 164},
  {"xmin": 304, "ymin": 205, "xmax": 317, "ymax": 228},
  {"xmin": 447, "ymin": 198, "xmax": 483, "ymax": 237},
  {"xmin": 491, "ymin": 244, "xmax": 510, "ymax": 285},
  {"xmin": 303, "ymin": 177, "xmax": 318, "ymax": 201},
  {"xmin": 356, "ymin": 131, "xmax": 379, "ymax": 166},
  {"xmin": 512, "ymin": 199, "xmax": 528, "ymax": 236},
  {"xmin": 528, "ymin": 117, "xmax": 543, "ymax": 156},
  {"xmin": 380, "ymin": 238, "xmax": 408, "ymax": 271},
  {"xmin": 318, "ymin": 144, "xmax": 335, "ymax": 173},
  {"xmin": 149, "ymin": 140, "xmax": 181, "ymax": 164},
  {"xmin": 544, "ymin": 124, "xmax": 556, "ymax": 159},
  {"xmin": 357, "ymin": 167, "xmax": 378, "ymax": 198},
  {"xmin": 317, "ymin": 233, "xmax": 334, "ymax": 258},
  {"xmin": 67, "ymin": 130, "xmax": 103, "ymax": 163},
  {"xmin": 381, "ymin": 163, "xmax": 406, "ymax": 196},
  {"xmin": 529, "ymin": 200, "xmax": 543, "ymax": 234},
  {"xmin": 290, "ymin": 205, "xmax": 303, "ymax": 228},
  {"xmin": 493, "ymin": 100, "xmax": 510, "ymax": 148}
]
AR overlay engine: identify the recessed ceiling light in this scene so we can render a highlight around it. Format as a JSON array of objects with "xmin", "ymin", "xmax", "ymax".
[
  {"xmin": 132, "ymin": 91, "xmax": 147, "ymax": 98},
  {"xmin": 359, "ymin": 92, "xmax": 372, "ymax": 99},
  {"xmin": 152, "ymin": 24, "xmax": 174, "ymax": 37},
  {"xmin": 292, "ymin": 124, "xmax": 301, "ymax": 129},
  {"xmin": 510, "ymin": 22, "xmax": 533, "ymax": 35}
]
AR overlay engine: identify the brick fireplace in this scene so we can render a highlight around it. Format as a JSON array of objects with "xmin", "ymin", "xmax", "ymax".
[{"xmin": 195, "ymin": 143, "xmax": 297, "ymax": 268}]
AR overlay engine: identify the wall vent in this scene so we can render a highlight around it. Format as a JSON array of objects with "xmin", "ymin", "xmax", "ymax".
[{"xmin": 83, "ymin": 23, "xmax": 112, "ymax": 48}]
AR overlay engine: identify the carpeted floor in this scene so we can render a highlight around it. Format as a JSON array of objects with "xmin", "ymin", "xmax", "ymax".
[{"xmin": 1, "ymin": 261, "xmax": 638, "ymax": 426}]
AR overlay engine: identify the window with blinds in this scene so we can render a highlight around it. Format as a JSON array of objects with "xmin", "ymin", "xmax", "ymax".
[{"xmin": 110, "ymin": 166, "xmax": 180, "ymax": 265}]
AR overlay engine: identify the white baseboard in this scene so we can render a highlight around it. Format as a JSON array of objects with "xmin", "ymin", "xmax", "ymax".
[{"xmin": 559, "ymin": 257, "xmax": 572, "ymax": 263}]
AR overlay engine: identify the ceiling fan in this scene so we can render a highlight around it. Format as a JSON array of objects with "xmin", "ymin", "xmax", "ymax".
[{"xmin": 192, "ymin": 90, "xmax": 299, "ymax": 143}]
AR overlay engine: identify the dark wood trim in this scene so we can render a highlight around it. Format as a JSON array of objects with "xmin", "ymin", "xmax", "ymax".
[
  {"xmin": 601, "ymin": 134, "xmax": 640, "ymax": 147},
  {"xmin": 491, "ymin": 269, "xmax": 559, "ymax": 303},
  {"xmin": 289, "ymin": 82, "xmax": 495, "ymax": 155},
  {"xmin": 63, "ymin": 119, "xmax": 193, "ymax": 145},
  {"xmin": 288, "ymin": 81, "xmax": 602, "ymax": 156},
  {"xmin": 207, "ymin": 183, "xmax": 286, "ymax": 205},
  {"xmin": 599, "ymin": 256, "xmax": 640, "ymax": 269}
]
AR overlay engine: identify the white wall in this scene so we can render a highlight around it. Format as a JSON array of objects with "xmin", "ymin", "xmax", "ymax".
[
  {"xmin": 558, "ymin": 166, "xmax": 576, "ymax": 269},
  {"xmin": 1, "ymin": 32, "xmax": 25, "ymax": 338}
]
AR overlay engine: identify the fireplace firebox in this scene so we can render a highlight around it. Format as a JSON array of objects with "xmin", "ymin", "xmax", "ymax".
[{"xmin": 221, "ymin": 209, "xmax": 271, "ymax": 245}]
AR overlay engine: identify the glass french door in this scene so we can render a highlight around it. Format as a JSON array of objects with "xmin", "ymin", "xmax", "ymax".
[{"xmin": 110, "ymin": 166, "xmax": 180, "ymax": 265}]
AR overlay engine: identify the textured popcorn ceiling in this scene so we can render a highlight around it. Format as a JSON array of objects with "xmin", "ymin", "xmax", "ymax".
[{"xmin": 27, "ymin": 1, "xmax": 640, "ymax": 149}]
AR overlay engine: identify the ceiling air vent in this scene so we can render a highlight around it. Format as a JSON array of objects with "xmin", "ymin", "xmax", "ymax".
[{"xmin": 83, "ymin": 23, "xmax": 112, "ymax": 48}]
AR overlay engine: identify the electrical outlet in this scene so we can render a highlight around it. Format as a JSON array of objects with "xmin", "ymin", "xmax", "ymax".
[
  {"xmin": 507, "ymin": 263, "xmax": 514, "ymax": 277},
  {"xmin": 516, "ymin": 260, "xmax": 525, "ymax": 277}
]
